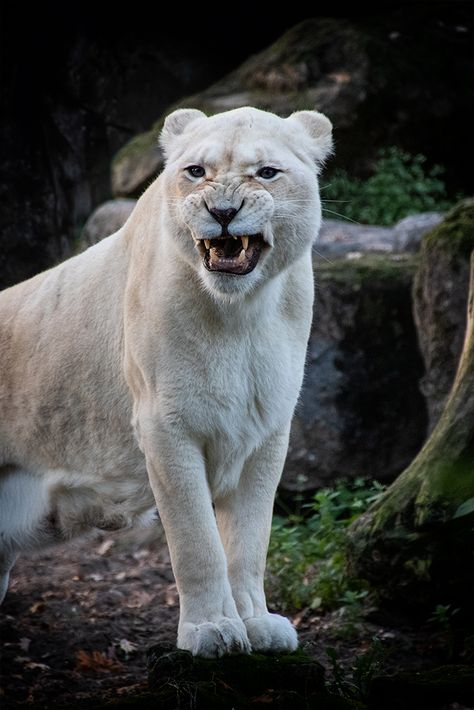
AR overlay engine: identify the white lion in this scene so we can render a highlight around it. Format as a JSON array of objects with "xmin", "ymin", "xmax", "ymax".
[{"xmin": 0, "ymin": 106, "xmax": 332, "ymax": 657}]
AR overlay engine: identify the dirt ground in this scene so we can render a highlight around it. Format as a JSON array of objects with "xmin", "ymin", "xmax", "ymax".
[{"xmin": 0, "ymin": 526, "xmax": 471, "ymax": 708}]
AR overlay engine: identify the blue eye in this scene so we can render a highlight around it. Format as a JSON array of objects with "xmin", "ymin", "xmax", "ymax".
[
  {"xmin": 257, "ymin": 167, "xmax": 279, "ymax": 179},
  {"xmin": 187, "ymin": 165, "xmax": 205, "ymax": 178}
]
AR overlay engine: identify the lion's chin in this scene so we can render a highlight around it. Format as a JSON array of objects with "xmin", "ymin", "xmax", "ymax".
[{"xmin": 194, "ymin": 234, "xmax": 264, "ymax": 276}]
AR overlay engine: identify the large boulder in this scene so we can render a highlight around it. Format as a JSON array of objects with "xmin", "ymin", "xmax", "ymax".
[
  {"xmin": 283, "ymin": 253, "xmax": 427, "ymax": 491},
  {"xmin": 112, "ymin": 14, "xmax": 473, "ymax": 199},
  {"xmin": 317, "ymin": 213, "xmax": 443, "ymax": 257},
  {"xmin": 80, "ymin": 199, "xmax": 136, "ymax": 248},
  {"xmin": 413, "ymin": 198, "xmax": 474, "ymax": 432}
]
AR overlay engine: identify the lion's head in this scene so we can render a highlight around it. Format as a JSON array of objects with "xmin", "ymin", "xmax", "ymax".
[{"xmin": 160, "ymin": 106, "xmax": 332, "ymax": 299}]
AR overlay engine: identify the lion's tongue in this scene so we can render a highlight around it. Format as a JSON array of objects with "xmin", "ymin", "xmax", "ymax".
[{"xmin": 208, "ymin": 244, "xmax": 247, "ymax": 271}]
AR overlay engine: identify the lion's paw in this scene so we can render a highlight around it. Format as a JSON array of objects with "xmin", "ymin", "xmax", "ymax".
[
  {"xmin": 244, "ymin": 613, "xmax": 298, "ymax": 653},
  {"xmin": 178, "ymin": 617, "xmax": 251, "ymax": 658}
]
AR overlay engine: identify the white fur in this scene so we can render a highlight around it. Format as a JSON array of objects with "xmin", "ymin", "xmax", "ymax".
[{"xmin": 0, "ymin": 106, "xmax": 332, "ymax": 655}]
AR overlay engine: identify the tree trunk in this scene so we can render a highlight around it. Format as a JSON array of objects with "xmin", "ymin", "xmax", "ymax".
[{"xmin": 348, "ymin": 252, "xmax": 474, "ymax": 610}]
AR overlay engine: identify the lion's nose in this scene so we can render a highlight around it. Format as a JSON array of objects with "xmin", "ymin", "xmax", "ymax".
[{"xmin": 208, "ymin": 207, "xmax": 238, "ymax": 227}]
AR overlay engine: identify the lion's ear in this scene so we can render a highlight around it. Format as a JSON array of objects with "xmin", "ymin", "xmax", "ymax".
[
  {"xmin": 160, "ymin": 108, "xmax": 206, "ymax": 153},
  {"xmin": 287, "ymin": 110, "xmax": 333, "ymax": 165}
]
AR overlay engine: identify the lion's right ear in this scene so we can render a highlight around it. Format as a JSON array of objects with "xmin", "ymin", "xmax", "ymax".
[
  {"xmin": 160, "ymin": 109, "xmax": 206, "ymax": 154},
  {"xmin": 286, "ymin": 110, "xmax": 333, "ymax": 167}
]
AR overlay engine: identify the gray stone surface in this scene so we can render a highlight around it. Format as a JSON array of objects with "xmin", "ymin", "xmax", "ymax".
[
  {"xmin": 316, "ymin": 213, "xmax": 445, "ymax": 257},
  {"xmin": 393, "ymin": 212, "xmax": 444, "ymax": 252},
  {"xmin": 317, "ymin": 219, "xmax": 393, "ymax": 255},
  {"xmin": 283, "ymin": 254, "xmax": 428, "ymax": 491},
  {"xmin": 413, "ymin": 199, "xmax": 474, "ymax": 432},
  {"xmin": 80, "ymin": 199, "xmax": 136, "ymax": 248},
  {"xmin": 112, "ymin": 142, "xmax": 164, "ymax": 199}
]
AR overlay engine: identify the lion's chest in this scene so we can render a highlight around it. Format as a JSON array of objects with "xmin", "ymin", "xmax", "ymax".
[{"xmin": 158, "ymin": 323, "xmax": 305, "ymax": 498}]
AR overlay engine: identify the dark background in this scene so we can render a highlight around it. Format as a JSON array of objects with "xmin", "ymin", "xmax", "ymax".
[{"xmin": 0, "ymin": 1, "xmax": 473, "ymax": 288}]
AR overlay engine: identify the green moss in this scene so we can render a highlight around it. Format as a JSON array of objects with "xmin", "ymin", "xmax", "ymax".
[
  {"xmin": 112, "ymin": 128, "xmax": 158, "ymax": 169},
  {"xmin": 142, "ymin": 644, "xmax": 342, "ymax": 709},
  {"xmin": 147, "ymin": 645, "xmax": 324, "ymax": 694},
  {"xmin": 314, "ymin": 254, "xmax": 419, "ymax": 286},
  {"xmin": 422, "ymin": 197, "xmax": 474, "ymax": 260},
  {"xmin": 110, "ymin": 17, "xmax": 364, "ymax": 177}
]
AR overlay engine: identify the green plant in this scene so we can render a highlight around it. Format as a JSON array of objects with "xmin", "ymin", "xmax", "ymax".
[
  {"xmin": 323, "ymin": 147, "xmax": 457, "ymax": 226},
  {"xmin": 266, "ymin": 478, "xmax": 384, "ymax": 612},
  {"xmin": 428, "ymin": 604, "xmax": 460, "ymax": 631},
  {"xmin": 326, "ymin": 638, "xmax": 386, "ymax": 702}
]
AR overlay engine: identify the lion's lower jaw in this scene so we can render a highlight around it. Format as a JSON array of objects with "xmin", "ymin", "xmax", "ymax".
[{"xmin": 199, "ymin": 264, "xmax": 265, "ymax": 301}]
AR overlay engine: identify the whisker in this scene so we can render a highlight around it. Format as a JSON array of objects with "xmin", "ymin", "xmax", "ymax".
[
  {"xmin": 312, "ymin": 248, "xmax": 334, "ymax": 264},
  {"xmin": 322, "ymin": 208, "xmax": 361, "ymax": 225}
]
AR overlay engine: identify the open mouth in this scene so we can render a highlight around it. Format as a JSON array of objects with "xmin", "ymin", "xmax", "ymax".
[{"xmin": 194, "ymin": 234, "xmax": 264, "ymax": 275}]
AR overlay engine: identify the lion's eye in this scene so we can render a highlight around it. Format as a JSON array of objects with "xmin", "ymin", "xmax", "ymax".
[
  {"xmin": 186, "ymin": 165, "xmax": 205, "ymax": 178},
  {"xmin": 257, "ymin": 166, "xmax": 280, "ymax": 180}
]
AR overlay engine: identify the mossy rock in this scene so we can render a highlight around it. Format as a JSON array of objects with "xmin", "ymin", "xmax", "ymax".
[
  {"xmin": 111, "ymin": 15, "xmax": 473, "ymax": 200},
  {"xmin": 286, "ymin": 253, "xmax": 427, "ymax": 490},
  {"xmin": 143, "ymin": 644, "xmax": 353, "ymax": 710},
  {"xmin": 314, "ymin": 253, "xmax": 419, "ymax": 286},
  {"xmin": 422, "ymin": 197, "xmax": 474, "ymax": 259},
  {"xmin": 111, "ymin": 18, "xmax": 369, "ymax": 197},
  {"xmin": 348, "ymin": 248, "xmax": 474, "ymax": 612},
  {"xmin": 413, "ymin": 197, "xmax": 474, "ymax": 430}
]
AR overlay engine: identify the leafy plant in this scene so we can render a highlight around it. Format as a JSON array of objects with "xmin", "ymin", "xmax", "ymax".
[
  {"xmin": 266, "ymin": 478, "xmax": 384, "ymax": 612},
  {"xmin": 322, "ymin": 147, "xmax": 457, "ymax": 226},
  {"xmin": 326, "ymin": 638, "xmax": 386, "ymax": 702},
  {"xmin": 428, "ymin": 604, "xmax": 460, "ymax": 631}
]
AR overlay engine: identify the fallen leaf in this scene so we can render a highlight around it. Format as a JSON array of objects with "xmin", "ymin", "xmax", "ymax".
[
  {"xmin": 28, "ymin": 601, "xmax": 44, "ymax": 614},
  {"xmin": 125, "ymin": 591, "xmax": 154, "ymax": 608},
  {"xmin": 292, "ymin": 612, "xmax": 304, "ymax": 628},
  {"xmin": 25, "ymin": 661, "xmax": 50, "ymax": 671},
  {"xmin": 250, "ymin": 692, "xmax": 274, "ymax": 703},
  {"xmin": 164, "ymin": 583, "xmax": 178, "ymax": 606},
  {"xmin": 116, "ymin": 683, "xmax": 146, "ymax": 696},
  {"xmin": 87, "ymin": 573, "xmax": 104, "ymax": 582},
  {"xmin": 75, "ymin": 649, "xmax": 123, "ymax": 673},
  {"xmin": 96, "ymin": 539, "xmax": 115, "ymax": 556},
  {"xmin": 19, "ymin": 638, "xmax": 31, "ymax": 652},
  {"xmin": 118, "ymin": 638, "xmax": 138, "ymax": 654}
]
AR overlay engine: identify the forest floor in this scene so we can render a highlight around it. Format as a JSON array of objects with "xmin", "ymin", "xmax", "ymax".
[{"xmin": 0, "ymin": 526, "xmax": 471, "ymax": 709}]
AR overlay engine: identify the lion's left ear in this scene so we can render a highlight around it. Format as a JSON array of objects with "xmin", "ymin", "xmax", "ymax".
[
  {"xmin": 160, "ymin": 108, "xmax": 207, "ymax": 154},
  {"xmin": 287, "ymin": 110, "xmax": 333, "ymax": 165}
]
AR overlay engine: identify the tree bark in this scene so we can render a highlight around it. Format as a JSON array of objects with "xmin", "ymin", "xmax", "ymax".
[{"xmin": 348, "ymin": 252, "xmax": 474, "ymax": 609}]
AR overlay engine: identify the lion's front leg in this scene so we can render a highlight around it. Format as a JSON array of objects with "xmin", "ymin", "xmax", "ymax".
[
  {"xmin": 140, "ymin": 419, "xmax": 250, "ymax": 658},
  {"xmin": 215, "ymin": 428, "xmax": 298, "ymax": 654}
]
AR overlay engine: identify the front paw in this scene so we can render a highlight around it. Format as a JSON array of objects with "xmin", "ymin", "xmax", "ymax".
[
  {"xmin": 178, "ymin": 617, "xmax": 251, "ymax": 658},
  {"xmin": 244, "ymin": 613, "xmax": 298, "ymax": 653}
]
